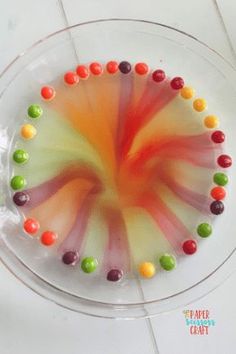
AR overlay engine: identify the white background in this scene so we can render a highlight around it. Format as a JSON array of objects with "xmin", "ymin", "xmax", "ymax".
[{"xmin": 0, "ymin": 1, "xmax": 236, "ymax": 353}]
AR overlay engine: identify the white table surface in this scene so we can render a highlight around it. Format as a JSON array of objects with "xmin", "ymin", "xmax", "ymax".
[{"xmin": 0, "ymin": 1, "xmax": 236, "ymax": 353}]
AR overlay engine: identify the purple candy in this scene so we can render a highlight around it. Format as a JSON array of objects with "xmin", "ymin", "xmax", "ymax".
[
  {"xmin": 107, "ymin": 269, "xmax": 123, "ymax": 282},
  {"xmin": 210, "ymin": 200, "xmax": 224, "ymax": 215},
  {"xmin": 62, "ymin": 251, "xmax": 78, "ymax": 265},
  {"xmin": 118, "ymin": 61, "xmax": 131, "ymax": 74},
  {"xmin": 13, "ymin": 191, "xmax": 29, "ymax": 206}
]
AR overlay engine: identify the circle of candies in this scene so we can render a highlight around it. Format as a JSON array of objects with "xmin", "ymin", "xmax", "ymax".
[{"xmin": 10, "ymin": 60, "xmax": 232, "ymax": 282}]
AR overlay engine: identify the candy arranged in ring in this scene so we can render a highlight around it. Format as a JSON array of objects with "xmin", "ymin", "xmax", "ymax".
[{"xmin": 10, "ymin": 60, "xmax": 232, "ymax": 282}]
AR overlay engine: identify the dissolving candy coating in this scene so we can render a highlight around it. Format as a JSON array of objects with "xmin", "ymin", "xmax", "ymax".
[
  {"xmin": 13, "ymin": 149, "xmax": 29, "ymax": 164},
  {"xmin": 139, "ymin": 262, "xmax": 156, "ymax": 278},
  {"xmin": 193, "ymin": 98, "xmax": 207, "ymax": 112},
  {"xmin": 28, "ymin": 104, "xmax": 43, "ymax": 119},
  {"xmin": 217, "ymin": 154, "xmax": 232, "ymax": 168},
  {"xmin": 41, "ymin": 86, "xmax": 55, "ymax": 100},
  {"xmin": 210, "ymin": 186, "xmax": 226, "ymax": 200},
  {"xmin": 13, "ymin": 191, "xmax": 29, "ymax": 206},
  {"xmin": 118, "ymin": 61, "xmax": 132, "ymax": 74},
  {"xmin": 204, "ymin": 115, "xmax": 219, "ymax": 129},
  {"xmin": 180, "ymin": 86, "xmax": 195, "ymax": 99},
  {"xmin": 76, "ymin": 65, "xmax": 89, "ymax": 79},
  {"xmin": 89, "ymin": 62, "xmax": 103, "ymax": 76},
  {"xmin": 64, "ymin": 71, "xmax": 79, "ymax": 85},
  {"xmin": 210, "ymin": 201, "xmax": 224, "ymax": 215},
  {"xmin": 62, "ymin": 251, "xmax": 78, "ymax": 265},
  {"xmin": 211, "ymin": 130, "xmax": 225, "ymax": 143},
  {"xmin": 197, "ymin": 223, "xmax": 212, "ymax": 238},
  {"xmin": 81, "ymin": 257, "xmax": 98, "ymax": 273},
  {"xmin": 182, "ymin": 240, "xmax": 197, "ymax": 255},
  {"xmin": 213, "ymin": 172, "xmax": 228, "ymax": 186},
  {"xmin": 152, "ymin": 69, "xmax": 166, "ymax": 82},
  {"xmin": 41, "ymin": 231, "xmax": 57, "ymax": 246},
  {"xmin": 159, "ymin": 254, "xmax": 176, "ymax": 271},
  {"xmin": 170, "ymin": 77, "xmax": 184, "ymax": 90},
  {"xmin": 135, "ymin": 62, "xmax": 149, "ymax": 75},
  {"xmin": 106, "ymin": 61, "xmax": 119, "ymax": 74},
  {"xmin": 23, "ymin": 218, "xmax": 40, "ymax": 235},
  {"xmin": 107, "ymin": 269, "xmax": 123, "ymax": 282},
  {"xmin": 10, "ymin": 176, "xmax": 26, "ymax": 190},
  {"xmin": 21, "ymin": 124, "xmax": 37, "ymax": 140}
]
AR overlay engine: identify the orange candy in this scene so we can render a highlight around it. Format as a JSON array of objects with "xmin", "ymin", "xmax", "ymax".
[
  {"xmin": 23, "ymin": 218, "xmax": 40, "ymax": 235},
  {"xmin": 210, "ymin": 186, "xmax": 226, "ymax": 200},
  {"xmin": 76, "ymin": 65, "xmax": 89, "ymax": 79},
  {"xmin": 89, "ymin": 62, "xmax": 103, "ymax": 76},
  {"xmin": 135, "ymin": 62, "xmax": 149, "ymax": 75},
  {"xmin": 106, "ymin": 61, "xmax": 118, "ymax": 74},
  {"xmin": 41, "ymin": 86, "xmax": 56, "ymax": 100},
  {"xmin": 64, "ymin": 71, "xmax": 79, "ymax": 85},
  {"xmin": 41, "ymin": 231, "xmax": 58, "ymax": 246}
]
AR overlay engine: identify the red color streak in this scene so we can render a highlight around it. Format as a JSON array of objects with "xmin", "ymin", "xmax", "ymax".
[
  {"xmin": 102, "ymin": 207, "xmax": 130, "ymax": 273},
  {"xmin": 129, "ymin": 133, "xmax": 221, "ymax": 170},
  {"xmin": 24, "ymin": 164, "xmax": 102, "ymax": 209},
  {"xmin": 118, "ymin": 77, "xmax": 178, "ymax": 159},
  {"xmin": 58, "ymin": 186, "xmax": 100, "ymax": 255},
  {"xmin": 162, "ymin": 177, "xmax": 211, "ymax": 214},
  {"xmin": 138, "ymin": 192, "xmax": 193, "ymax": 253}
]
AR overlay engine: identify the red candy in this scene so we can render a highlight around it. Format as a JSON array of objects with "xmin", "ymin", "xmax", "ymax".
[
  {"xmin": 64, "ymin": 71, "xmax": 79, "ymax": 85},
  {"xmin": 183, "ymin": 240, "xmax": 197, "ymax": 255},
  {"xmin": 135, "ymin": 62, "xmax": 149, "ymax": 75},
  {"xmin": 210, "ymin": 186, "xmax": 226, "ymax": 200},
  {"xmin": 41, "ymin": 86, "xmax": 55, "ymax": 100},
  {"xmin": 89, "ymin": 62, "xmax": 103, "ymax": 76},
  {"xmin": 24, "ymin": 218, "xmax": 40, "ymax": 235},
  {"xmin": 76, "ymin": 65, "xmax": 89, "ymax": 79},
  {"xmin": 152, "ymin": 69, "xmax": 166, "ymax": 82},
  {"xmin": 217, "ymin": 154, "xmax": 232, "ymax": 168},
  {"xmin": 41, "ymin": 231, "xmax": 57, "ymax": 246},
  {"xmin": 106, "ymin": 61, "xmax": 118, "ymax": 74},
  {"xmin": 211, "ymin": 130, "xmax": 225, "ymax": 143},
  {"xmin": 170, "ymin": 77, "xmax": 185, "ymax": 90}
]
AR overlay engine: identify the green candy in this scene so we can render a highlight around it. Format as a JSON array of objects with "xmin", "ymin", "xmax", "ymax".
[
  {"xmin": 28, "ymin": 104, "xmax": 43, "ymax": 119},
  {"xmin": 81, "ymin": 257, "xmax": 98, "ymax": 273},
  {"xmin": 13, "ymin": 149, "xmax": 29, "ymax": 164},
  {"xmin": 197, "ymin": 223, "xmax": 212, "ymax": 238},
  {"xmin": 159, "ymin": 253, "xmax": 176, "ymax": 271},
  {"xmin": 213, "ymin": 172, "xmax": 228, "ymax": 186},
  {"xmin": 10, "ymin": 175, "xmax": 26, "ymax": 190}
]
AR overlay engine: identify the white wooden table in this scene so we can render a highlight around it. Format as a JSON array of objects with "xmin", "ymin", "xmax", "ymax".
[{"xmin": 0, "ymin": 1, "xmax": 235, "ymax": 353}]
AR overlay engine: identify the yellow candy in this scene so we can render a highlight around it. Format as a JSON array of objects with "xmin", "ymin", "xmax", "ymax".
[
  {"xmin": 193, "ymin": 98, "xmax": 207, "ymax": 112},
  {"xmin": 139, "ymin": 262, "xmax": 156, "ymax": 278},
  {"xmin": 21, "ymin": 124, "xmax": 37, "ymax": 140},
  {"xmin": 180, "ymin": 86, "xmax": 195, "ymax": 99},
  {"xmin": 204, "ymin": 115, "xmax": 219, "ymax": 129}
]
